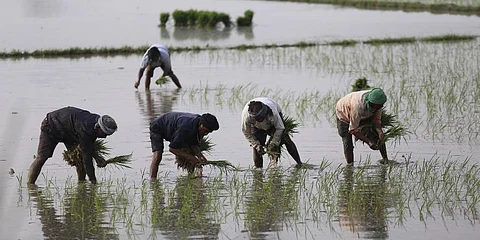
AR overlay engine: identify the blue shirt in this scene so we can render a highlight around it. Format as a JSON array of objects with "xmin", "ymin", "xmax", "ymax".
[{"xmin": 150, "ymin": 112, "xmax": 201, "ymax": 149}]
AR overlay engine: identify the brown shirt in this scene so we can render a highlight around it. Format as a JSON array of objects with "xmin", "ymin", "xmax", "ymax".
[{"xmin": 336, "ymin": 90, "xmax": 382, "ymax": 133}]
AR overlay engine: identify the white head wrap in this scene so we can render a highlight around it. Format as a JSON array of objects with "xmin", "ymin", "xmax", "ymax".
[{"xmin": 97, "ymin": 115, "xmax": 117, "ymax": 135}]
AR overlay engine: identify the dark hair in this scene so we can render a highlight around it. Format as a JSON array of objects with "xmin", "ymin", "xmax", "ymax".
[
  {"xmin": 147, "ymin": 47, "xmax": 160, "ymax": 60},
  {"xmin": 200, "ymin": 113, "xmax": 219, "ymax": 131},
  {"xmin": 248, "ymin": 101, "xmax": 270, "ymax": 121}
]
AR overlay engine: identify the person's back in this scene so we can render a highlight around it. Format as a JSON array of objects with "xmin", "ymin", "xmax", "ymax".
[
  {"xmin": 46, "ymin": 106, "xmax": 99, "ymax": 141},
  {"xmin": 151, "ymin": 112, "xmax": 201, "ymax": 147}
]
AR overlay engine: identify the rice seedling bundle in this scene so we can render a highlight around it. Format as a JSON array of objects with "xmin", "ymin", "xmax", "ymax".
[
  {"xmin": 352, "ymin": 78, "xmax": 409, "ymax": 144},
  {"xmin": 63, "ymin": 139, "xmax": 132, "ymax": 169},
  {"xmin": 175, "ymin": 137, "xmax": 236, "ymax": 173}
]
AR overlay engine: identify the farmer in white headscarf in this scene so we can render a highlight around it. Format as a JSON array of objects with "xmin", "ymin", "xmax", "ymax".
[
  {"xmin": 241, "ymin": 97, "xmax": 302, "ymax": 168},
  {"xmin": 27, "ymin": 107, "xmax": 118, "ymax": 184},
  {"xmin": 336, "ymin": 88, "xmax": 389, "ymax": 164},
  {"xmin": 134, "ymin": 44, "xmax": 182, "ymax": 89}
]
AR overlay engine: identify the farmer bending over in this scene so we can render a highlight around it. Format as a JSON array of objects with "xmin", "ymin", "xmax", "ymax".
[
  {"xmin": 336, "ymin": 88, "xmax": 389, "ymax": 164},
  {"xmin": 241, "ymin": 97, "xmax": 302, "ymax": 168},
  {"xmin": 149, "ymin": 112, "xmax": 219, "ymax": 181},
  {"xmin": 134, "ymin": 44, "xmax": 182, "ymax": 89},
  {"xmin": 28, "ymin": 107, "xmax": 118, "ymax": 184}
]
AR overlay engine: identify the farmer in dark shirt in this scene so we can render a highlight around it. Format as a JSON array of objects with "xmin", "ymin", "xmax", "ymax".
[
  {"xmin": 149, "ymin": 112, "xmax": 219, "ymax": 181},
  {"xmin": 27, "ymin": 107, "xmax": 118, "ymax": 184}
]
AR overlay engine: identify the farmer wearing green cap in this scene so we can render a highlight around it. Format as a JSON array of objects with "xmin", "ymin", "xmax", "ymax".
[{"xmin": 336, "ymin": 88, "xmax": 389, "ymax": 164}]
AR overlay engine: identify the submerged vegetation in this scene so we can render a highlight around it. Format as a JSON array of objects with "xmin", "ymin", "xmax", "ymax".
[
  {"xmin": 20, "ymin": 155, "xmax": 480, "ymax": 239},
  {"xmin": 266, "ymin": 0, "xmax": 480, "ymax": 16},
  {"xmin": 0, "ymin": 34, "xmax": 475, "ymax": 59}
]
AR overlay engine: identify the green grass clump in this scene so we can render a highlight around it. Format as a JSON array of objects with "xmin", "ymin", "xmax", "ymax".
[
  {"xmin": 171, "ymin": 9, "xmax": 232, "ymax": 28},
  {"xmin": 364, "ymin": 37, "xmax": 416, "ymax": 45},
  {"xmin": 420, "ymin": 34, "xmax": 477, "ymax": 42},
  {"xmin": 159, "ymin": 12, "xmax": 170, "ymax": 27},
  {"xmin": 236, "ymin": 10, "xmax": 254, "ymax": 27},
  {"xmin": 63, "ymin": 139, "xmax": 132, "ymax": 169}
]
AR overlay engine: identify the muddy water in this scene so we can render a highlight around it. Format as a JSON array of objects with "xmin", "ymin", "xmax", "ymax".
[
  {"xmin": 1, "ymin": 0, "xmax": 480, "ymax": 239},
  {"xmin": 1, "ymin": 0, "xmax": 480, "ymax": 50},
  {"xmin": 0, "ymin": 46, "xmax": 479, "ymax": 239}
]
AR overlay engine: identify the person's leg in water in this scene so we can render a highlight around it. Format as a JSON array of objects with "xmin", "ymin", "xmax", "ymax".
[
  {"xmin": 252, "ymin": 128, "xmax": 267, "ymax": 168},
  {"xmin": 64, "ymin": 142, "xmax": 86, "ymax": 182},
  {"xmin": 145, "ymin": 65, "xmax": 155, "ymax": 90},
  {"xmin": 149, "ymin": 129, "xmax": 164, "ymax": 181},
  {"xmin": 337, "ymin": 118, "xmax": 354, "ymax": 164},
  {"xmin": 281, "ymin": 135, "xmax": 302, "ymax": 166},
  {"xmin": 28, "ymin": 120, "xmax": 59, "ymax": 184}
]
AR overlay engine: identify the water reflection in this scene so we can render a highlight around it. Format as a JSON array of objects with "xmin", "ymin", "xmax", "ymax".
[
  {"xmin": 338, "ymin": 166, "xmax": 389, "ymax": 239},
  {"xmin": 149, "ymin": 176, "xmax": 221, "ymax": 239},
  {"xmin": 135, "ymin": 89, "xmax": 180, "ymax": 123},
  {"xmin": 244, "ymin": 169, "xmax": 302, "ymax": 239},
  {"xmin": 28, "ymin": 184, "xmax": 117, "ymax": 239},
  {"xmin": 159, "ymin": 26, "xmax": 254, "ymax": 42},
  {"xmin": 236, "ymin": 26, "xmax": 254, "ymax": 40},
  {"xmin": 23, "ymin": 0, "xmax": 61, "ymax": 18}
]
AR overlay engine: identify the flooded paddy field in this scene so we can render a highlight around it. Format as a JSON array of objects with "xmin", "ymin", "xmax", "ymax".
[
  {"xmin": 1, "ymin": 0, "xmax": 480, "ymax": 239},
  {"xmin": 1, "ymin": 0, "xmax": 480, "ymax": 50},
  {"xmin": 1, "ymin": 40, "xmax": 479, "ymax": 239}
]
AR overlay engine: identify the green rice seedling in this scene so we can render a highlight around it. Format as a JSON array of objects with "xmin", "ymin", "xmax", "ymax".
[
  {"xmin": 218, "ymin": 13, "xmax": 231, "ymax": 27},
  {"xmin": 265, "ymin": 115, "xmax": 300, "ymax": 162},
  {"xmin": 175, "ymin": 137, "xmax": 235, "ymax": 174},
  {"xmin": 62, "ymin": 139, "xmax": 133, "ymax": 169},
  {"xmin": 159, "ymin": 12, "xmax": 170, "ymax": 27},
  {"xmin": 364, "ymin": 37, "xmax": 416, "ymax": 45},
  {"xmin": 328, "ymin": 40, "xmax": 358, "ymax": 46},
  {"xmin": 236, "ymin": 10, "xmax": 254, "ymax": 27},
  {"xmin": 420, "ymin": 34, "xmax": 477, "ymax": 42},
  {"xmin": 172, "ymin": 10, "xmax": 189, "ymax": 27},
  {"xmin": 155, "ymin": 76, "xmax": 170, "ymax": 86},
  {"xmin": 186, "ymin": 9, "xmax": 199, "ymax": 26}
]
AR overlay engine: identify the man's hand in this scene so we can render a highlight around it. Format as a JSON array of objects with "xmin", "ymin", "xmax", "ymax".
[
  {"xmin": 368, "ymin": 140, "xmax": 379, "ymax": 150},
  {"xmin": 188, "ymin": 156, "xmax": 201, "ymax": 166},
  {"xmin": 134, "ymin": 81, "xmax": 140, "ymax": 89},
  {"xmin": 96, "ymin": 158, "xmax": 107, "ymax": 168},
  {"xmin": 198, "ymin": 155, "xmax": 207, "ymax": 163},
  {"xmin": 266, "ymin": 142, "xmax": 280, "ymax": 154},
  {"xmin": 253, "ymin": 144, "xmax": 266, "ymax": 155}
]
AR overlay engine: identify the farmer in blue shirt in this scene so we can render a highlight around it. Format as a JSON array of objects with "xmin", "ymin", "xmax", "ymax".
[
  {"xmin": 149, "ymin": 112, "xmax": 219, "ymax": 181},
  {"xmin": 27, "ymin": 107, "xmax": 118, "ymax": 184}
]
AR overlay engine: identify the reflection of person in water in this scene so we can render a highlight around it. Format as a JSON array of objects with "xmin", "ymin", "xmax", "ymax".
[
  {"xmin": 338, "ymin": 166, "xmax": 389, "ymax": 238},
  {"xmin": 244, "ymin": 169, "xmax": 302, "ymax": 238},
  {"xmin": 135, "ymin": 89, "xmax": 180, "ymax": 123},
  {"xmin": 149, "ymin": 176, "xmax": 221, "ymax": 239},
  {"xmin": 28, "ymin": 184, "xmax": 118, "ymax": 239}
]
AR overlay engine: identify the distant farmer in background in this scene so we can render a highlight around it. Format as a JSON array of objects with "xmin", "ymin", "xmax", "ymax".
[
  {"xmin": 241, "ymin": 97, "xmax": 302, "ymax": 168},
  {"xmin": 134, "ymin": 44, "xmax": 182, "ymax": 89},
  {"xmin": 28, "ymin": 107, "xmax": 118, "ymax": 184},
  {"xmin": 149, "ymin": 112, "xmax": 219, "ymax": 181},
  {"xmin": 336, "ymin": 88, "xmax": 389, "ymax": 164}
]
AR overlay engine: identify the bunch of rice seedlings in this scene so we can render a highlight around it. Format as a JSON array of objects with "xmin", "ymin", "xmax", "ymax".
[
  {"xmin": 155, "ymin": 76, "xmax": 170, "ymax": 86},
  {"xmin": 175, "ymin": 137, "xmax": 236, "ymax": 173},
  {"xmin": 351, "ymin": 78, "xmax": 409, "ymax": 145},
  {"xmin": 63, "ymin": 139, "xmax": 132, "ymax": 169},
  {"xmin": 266, "ymin": 115, "xmax": 300, "ymax": 162},
  {"xmin": 236, "ymin": 10, "xmax": 254, "ymax": 27},
  {"xmin": 159, "ymin": 12, "xmax": 170, "ymax": 27}
]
